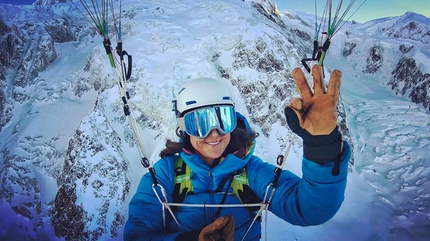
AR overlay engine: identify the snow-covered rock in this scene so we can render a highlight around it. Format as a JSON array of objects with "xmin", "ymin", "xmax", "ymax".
[{"xmin": 0, "ymin": 0, "xmax": 429, "ymax": 240}]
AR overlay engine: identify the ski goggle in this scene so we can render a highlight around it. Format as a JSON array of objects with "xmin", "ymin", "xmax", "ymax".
[{"xmin": 177, "ymin": 105, "xmax": 237, "ymax": 139}]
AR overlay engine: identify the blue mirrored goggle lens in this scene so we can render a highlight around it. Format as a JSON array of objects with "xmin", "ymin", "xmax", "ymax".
[{"xmin": 183, "ymin": 106, "xmax": 236, "ymax": 138}]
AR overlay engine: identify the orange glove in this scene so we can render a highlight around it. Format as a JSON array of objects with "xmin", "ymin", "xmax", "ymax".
[
  {"xmin": 198, "ymin": 215, "xmax": 235, "ymax": 241},
  {"xmin": 284, "ymin": 65, "xmax": 343, "ymax": 174}
]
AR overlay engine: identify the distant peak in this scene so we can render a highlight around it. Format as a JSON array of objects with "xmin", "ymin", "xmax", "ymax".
[{"xmin": 399, "ymin": 11, "xmax": 430, "ymax": 24}]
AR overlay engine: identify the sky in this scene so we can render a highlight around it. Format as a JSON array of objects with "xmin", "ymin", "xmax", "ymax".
[{"xmin": 273, "ymin": 0, "xmax": 430, "ymax": 23}]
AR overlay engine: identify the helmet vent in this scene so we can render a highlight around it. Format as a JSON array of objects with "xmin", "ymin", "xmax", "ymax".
[
  {"xmin": 223, "ymin": 96, "xmax": 231, "ymax": 100},
  {"xmin": 185, "ymin": 100, "xmax": 197, "ymax": 105}
]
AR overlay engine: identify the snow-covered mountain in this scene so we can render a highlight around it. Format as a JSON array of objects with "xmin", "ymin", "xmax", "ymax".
[{"xmin": 0, "ymin": 0, "xmax": 429, "ymax": 240}]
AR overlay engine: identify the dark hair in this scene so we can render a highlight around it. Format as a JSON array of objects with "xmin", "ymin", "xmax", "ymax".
[{"xmin": 159, "ymin": 118, "xmax": 257, "ymax": 158}]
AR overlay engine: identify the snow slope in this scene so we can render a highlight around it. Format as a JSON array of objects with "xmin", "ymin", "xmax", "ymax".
[{"xmin": 0, "ymin": 0, "xmax": 429, "ymax": 240}]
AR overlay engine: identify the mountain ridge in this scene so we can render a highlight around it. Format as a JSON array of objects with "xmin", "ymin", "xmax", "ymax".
[{"xmin": 0, "ymin": 0, "xmax": 429, "ymax": 240}]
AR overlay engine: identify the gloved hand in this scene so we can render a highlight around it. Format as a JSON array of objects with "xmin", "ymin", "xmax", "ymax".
[
  {"xmin": 175, "ymin": 215, "xmax": 235, "ymax": 241},
  {"xmin": 284, "ymin": 65, "xmax": 343, "ymax": 173},
  {"xmin": 199, "ymin": 215, "xmax": 235, "ymax": 241}
]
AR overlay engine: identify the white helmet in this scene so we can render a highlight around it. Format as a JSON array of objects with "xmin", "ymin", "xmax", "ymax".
[{"xmin": 174, "ymin": 78, "xmax": 235, "ymax": 117}]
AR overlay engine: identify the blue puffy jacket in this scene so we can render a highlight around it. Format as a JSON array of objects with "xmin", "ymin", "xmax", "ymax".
[{"xmin": 124, "ymin": 114, "xmax": 350, "ymax": 241}]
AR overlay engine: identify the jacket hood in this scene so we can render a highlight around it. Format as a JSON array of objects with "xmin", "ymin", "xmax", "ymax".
[{"xmin": 180, "ymin": 112, "xmax": 256, "ymax": 177}]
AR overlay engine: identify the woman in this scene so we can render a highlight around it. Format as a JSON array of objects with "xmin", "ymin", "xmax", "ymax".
[{"xmin": 124, "ymin": 65, "xmax": 350, "ymax": 241}]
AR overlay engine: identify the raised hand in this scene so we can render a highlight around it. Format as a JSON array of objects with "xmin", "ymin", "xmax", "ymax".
[
  {"xmin": 286, "ymin": 64, "xmax": 341, "ymax": 135},
  {"xmin": 284, "ymin": 64, "xmax": 343, "ymax": 168}
]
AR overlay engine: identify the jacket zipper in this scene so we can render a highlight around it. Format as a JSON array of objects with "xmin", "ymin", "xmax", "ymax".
[{"xmin": 208, "ymin": 170, "xmax": 215, "ymax": 222}]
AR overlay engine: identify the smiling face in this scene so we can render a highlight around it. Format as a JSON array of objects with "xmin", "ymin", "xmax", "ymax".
[{"xmin": 190, "ymin": 129, "xmax": 231, "ymax": 167}]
